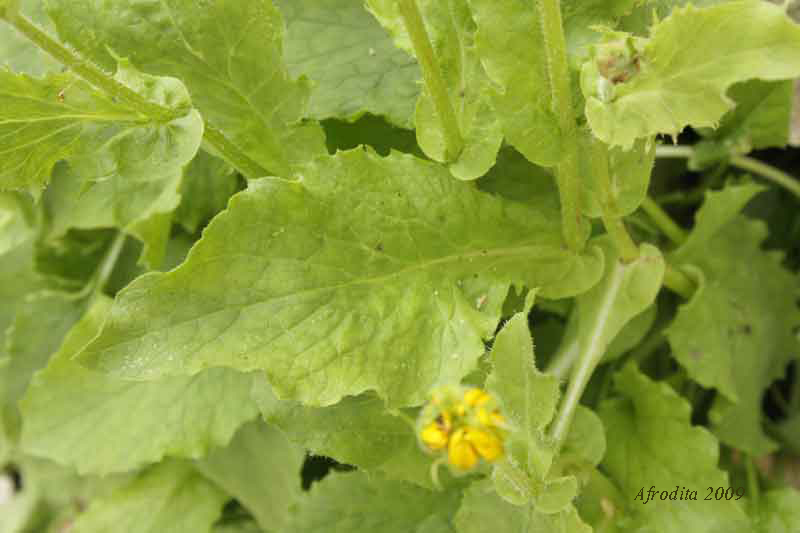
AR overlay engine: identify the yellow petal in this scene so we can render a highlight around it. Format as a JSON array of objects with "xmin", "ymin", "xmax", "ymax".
[
  {"xmin": 420, "ymin": 423, "xmax": 449, "ymax": 451},
  {"xmin": 465, "ymin": 427, "xmax": 504, "ymax": 461},
  {"xmin": 464, "ymin": 388, "xmax": 490, "ymax": 407},
  {"xmin": 448, "ymin": 428, "xmax": 479, "ymax": 470}
]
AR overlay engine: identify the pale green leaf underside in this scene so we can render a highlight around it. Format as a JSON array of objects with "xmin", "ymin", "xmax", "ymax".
[
  {"xmin": 277, "ymin": 0, "xmax": 420, "ymax": 128},
  {"xmin": 286, "ymin": 471, "xmax": 460, "ymax": 533},
  {"xmin": 77, "ymin": 149, "xmax": 603, "ymax": 407},
  {"xmin": 585, "ymin": 1, "xmax": 800, "ymax": 148},
  {"xmin": 21, "ymin": 296, "xmax": 259, "ymax": 475},
  {"xmin": 667, "ymin": 186, "xmax": 800, "ymax": 455},
  {"xmin": 256, "ymin": 387, "xmax": 433, "ymax": 488},
  {"xmin": 71, "ymin": 461, "xmax": 227, "ymax": 533},
  {"xmin": 599, "ymin": 365, "xmax": 749, "ymax": 532},
  {"xmin": 47, "ymin": 0, "xmax": 326, "ymax": 177},
  {"xmin": 197, "ymin": 420, "xmax": 304, "ymax": 533}
]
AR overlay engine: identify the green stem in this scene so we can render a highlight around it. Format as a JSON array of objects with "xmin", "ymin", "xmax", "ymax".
[
  {"xmin": 656, "ymin": 145, "xmax": 800, "ymax": 199},
  {"xmin": 397, "ymin": 0, "xmax": 463, "ymax": 162},
  {"xmin": 662, "ymin": 264, "xmax": 695, "ymax": 299},
  {"xmin": 538, "ymin": 0, "xmax": 583, "ymax": 252},
  {"xmin": 641, "ymin": 197, "xmax": 688, "ymax": 246},
  {"xmin": 745, "ymin": 455, "xmax": 760, "ymax": 510},
  {"xmin": 2, "ymin": 12, "xmax": 269, "ymax": 179}
]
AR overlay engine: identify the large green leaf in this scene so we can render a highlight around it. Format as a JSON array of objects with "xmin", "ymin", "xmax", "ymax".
[
  {"xmin": 666, "ymin": 185, "xmax": 800, "ymax": 455},
  {"xmin": 454, "ymin": 480, "xmax": 591, "ymax": 533},
  {"xmin": 366, "ymin": 0, "xmax": 503, "ymax": 180},
  {"xmin": 598, "ymin": 364, "xmax": 750, "ymax": 532},
  {"xmin": 196, "ymin": 420, "xmax": 304, "ymax": 532},
  {"xmin": 70, "ymin": 461, "xmax": 227, "ymax": 533},
  {"xmin": 583, "ymin": 1, "xmax": 800, "ymax": 148},
  {"xmin": 47, "ymin": 0, "xmax": 326, "ymax": 177},
  {"xmin": 0, "ymin": 192, "xmax": 35, "ymax": 257},
  {"xmin": 755, "ymin": 489, "xmax": 800, "ymax": 533},
  {"xmin": 20, "ymin": 296, "xmax": 259, "ymax": 475},
  {"xmin": 0, "ymin": 0, "xmax": 60, "ymax": 76},
  {"xmin": 76, "ymin": 149, "xmax": 603, "ymax": 407},
  {"xmin": 286, "ymin": 471, "xmax": 461, "ymax": 533},
  {"xmin": 277, "ymin": 0, "xmax": 420, "ymax": 128},
  {"xmin": 256, "ymin": 387, "xmax": 432, "ymax": 488}
]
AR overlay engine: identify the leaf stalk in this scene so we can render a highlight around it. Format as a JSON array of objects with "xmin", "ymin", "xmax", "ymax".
[
  {"xmin": 397, "ymin": 0, "xmax": 463, "ymax": 162},
  {"xmin": 538, "ymin": 0, "xmax": 584, "ymax": 252}
]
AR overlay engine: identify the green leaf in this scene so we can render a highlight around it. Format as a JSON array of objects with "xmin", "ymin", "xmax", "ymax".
[
  {"xmin": 0, "ymin": 0, "xmax": 60, "ymax": 76},
  {"xmin": 0, "ymin": 192, "xmax": 36, "ymax": 257},
  {"xmin": 196, "ymin": 420, "xmax": 304, "ymax": 533},
  {"xmin": 366, "ymin": 0, "xmax": 503, "ymax": 180},
  {"xmin": 561, "ymin": 405, "xmax": 605, "ymax": 469},
  {"xmin": 38, "ymin": 60, "xmax": 203, "ymax": 268},
  {"xmin": 598, "ymin": 364, "xmax": 750, "ymax": 532},
  {"xmin": 1, "ymin": 292, "xmax": 83, "ymax": 414},
  {"xmin": 666, "ymin": 185, "xmax": 800, "ymax": 455},
  {"xmin": 76, "ymin": 149, "xmax": 603, "ymax": 407},
  {"xmin": 692, "ymin": 80, "xmax": 794, "ymax": 168},
  {"xmin": 47, "ymin": 0, "xmax": 326, "ymax": 177},
  {"xmin": 0, "ymin": 240, "xmax": 45, "ymax": 341},
  {"xmin": 454, "ymin": 480, "xmax": 591, "ymax": 533},
  {"xmin": 486, "ymin": 312, "xmax": 561, "ymax": 504},
  {"xmin": 34, "ymin": 229, "xmax": 114, "ymax": 292},
  {"xmin": 70, "ymin": 461, "xmax": 227, "ymax": 533},
  {"xmin": 277, "ymin": 0, "xmax": 420, "ymax": 128},
  {"xmin": 256, "ymin": 387, "xmax": 432, "ymax": 488},
  {"xmin": 175, "ymin": 151, "xmax": 240, "ymax": 235},
  {"xmin": 575, "ymin": 238, "xmax": 664, "ymax": 370},
  {"xmin": 466, "ymin": 0, "xmax": 560, "ymax": 167},
  {"xmin": 286, "ymin": 471, "xmax": 461, "ymax": 533},
  {"xmin": 618, "ymin": 0, "xmax": 730, "ymax": 35},
  {"xmin": 579, "ymin": 135, "xmax": 656, "ymax": 218},
  {"xmin": 755, "ymin": 489, "xmax": 800, "ymax": 533},
  {"xmin": 20, "ymin": 296, "xmax": 260, "ymax": 475},
  {"xmin": 583, "ymin": 1, "xmax": 800, "ymax": 148},
  {"xmin": 0, "ymin": 67, "xmax": 195, "ymax": 193}
]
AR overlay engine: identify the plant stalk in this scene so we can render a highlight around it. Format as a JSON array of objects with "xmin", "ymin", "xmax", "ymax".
[
  {"xmin": 538, "ymin": 0, "xmax": 584, "ymax": 252},
  {"xmin": 662, "ymin": 264, "xmax": 695, "ymax": 299},
  {"xmin": 656, "ymin": 145, "xmax": 800, "ymax": 199},
  {"xmin": 1, "ymin": 12, "xmax": 270, "ymax": 179},
  {"xmin": 397, "ymin": 0, "xmax": 463, "ymax": 162},
  {"xmin": 745, "ymin": 455, "xmax": 760, "ymax": 510},
  {"xmin": 640, "ymin": 197, "xmax": 688, "ymax": 246}
]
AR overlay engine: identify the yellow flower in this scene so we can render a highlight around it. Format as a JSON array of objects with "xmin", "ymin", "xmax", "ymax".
[
  {"xmin": 417, "ymin": 385, "xmax": 508, "ymax": 473},
  {"xmin": 464, "ymin": 427, "xmax": 503, "ymax": 461},
  {"xmin": 448, "ymin": 428, "xmax": 479, "ymax": 470}
]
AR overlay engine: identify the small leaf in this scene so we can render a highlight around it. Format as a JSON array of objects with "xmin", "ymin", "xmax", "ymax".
[{"xmin": 584, "ymin": 1, "xmax": 800, "ymax": 148}]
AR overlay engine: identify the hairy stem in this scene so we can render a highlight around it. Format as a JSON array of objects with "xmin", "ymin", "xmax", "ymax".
[
  {"xmin": 641, "ymin": 197, "xmax": 688, "ymax": 246},
  {"xmin": 397, "ymin": 0, "xmax": 463, "ymax": 162},
  {"xmin": 656, "ymin": 145, "xmax": 800, "ymax": 199},
  {"xmin": 2, "ymin": 12, "xmax": 270, "ymax": 179},
  {"xmin": 538, "ymin": 0, "xmax": 584, "ymax": 252}
]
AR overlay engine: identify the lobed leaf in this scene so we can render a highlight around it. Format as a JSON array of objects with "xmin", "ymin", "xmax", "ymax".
[{"xmin": 584, "ymin": 1, "xmax": 800, "ymax": 148}]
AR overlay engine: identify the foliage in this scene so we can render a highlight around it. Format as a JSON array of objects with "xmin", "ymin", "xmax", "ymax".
[{"xmin": 1, "ymin": 0, "xmax": 800, "ymax": 531}]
